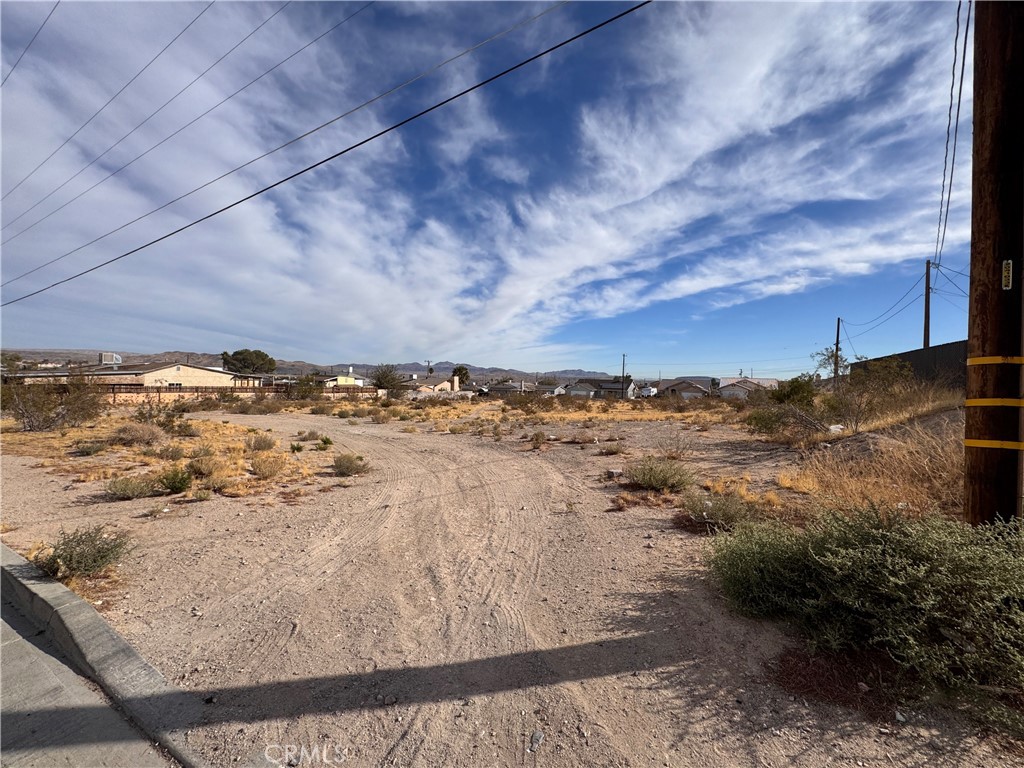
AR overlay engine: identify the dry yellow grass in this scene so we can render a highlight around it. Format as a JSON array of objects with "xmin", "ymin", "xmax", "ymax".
[
  {"xmin": 776, "ymin": 471, "xmax": 818, "ymax": 495},
  {"xmin": 793, "ymin": 418, "xmax": 964, "ymax": 517}
]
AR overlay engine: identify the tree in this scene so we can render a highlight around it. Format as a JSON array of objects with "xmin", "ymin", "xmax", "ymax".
[
  {"xmin": 1, "ymin": 376, "xmax": 106, "ymax": 431},
  {"xmin": 770, "ymin": 374, "xmax": 817, "ymax": 408},
  {"xmin": 451, "ymin": 365, "xmax": 470, "ymax": 386},
  {"xmin": 370, "ymin": 364, "xmax": 405, "ymax": 394},
  {"xmin": 222, "ymin": 349, "xmax": 276, "ymax": 374},
  {"xmin": 811, "ymin": 345, "xmax": 849, "ymax": 380},
  {"xmin": 823, "ymin": 357, "xmax": 914, "ymax": 433}
]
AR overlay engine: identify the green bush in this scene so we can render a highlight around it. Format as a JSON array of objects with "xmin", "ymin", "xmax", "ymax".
[
  {"xmin": 744, "ymin": 408, "xmax": 787, "ymax": 435},
  {"xmin": 333, "ymin": 453, "xmax": 367, "ymax": 477},
  {"xmin": 673, "ymin": 493, "xmax": 759, "ymax": 534},
  {"xmin": 34, "ymin": 525, "xmax": 133, "ymax": 579},
  {"xmin": 157, "ymin": 466, "xmax": 193, "ymax": 494},
  {"xmin": 290, "ymin": 442, "xmax": 304, "ymax": 453},
  {"xmin": 319, "ymin": 435, "xmax": 333, "ymax": 447},
  {"xmin": 709, "ymin": 509, "xmax": 1024, "ymax": 691},
  {"xmin": 530, "ymin": 431, "xmax": 547, "ymax": 449},
  {"xmin": 106, "ymin": 475, "xmax": 158, "ymax": 500},
  {"xmin": 624, "ymin": 457, "xmax": 693, "ymax": 492}
]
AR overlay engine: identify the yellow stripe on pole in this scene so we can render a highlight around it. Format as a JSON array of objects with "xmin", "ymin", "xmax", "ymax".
[
  {"xmin": 965, "ymin": 398, "xmax": 1024, "ymax": 407},
  {"xmin": 966, "ymin": 356, "xmax": 1024, "ymax": 365},
  {"xmin": 964, "ymin": 439, "xmax": 1024, "ymax": 450}
]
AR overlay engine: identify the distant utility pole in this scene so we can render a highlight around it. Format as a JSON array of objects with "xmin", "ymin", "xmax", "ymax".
[
  {"xmin": 621, "ymin": 354, "xmax": 627, "ymax": 400},
  {"xmin": 965, "ymin": 1, "xmax": 1024, "ymax": 524},
  {"xmin": 834, "ymin": 317, "xmax": 841, "ymax": 386},
  {"xmin": 924, "ymin": 259, "xmax": 931, "ymax": 349}
]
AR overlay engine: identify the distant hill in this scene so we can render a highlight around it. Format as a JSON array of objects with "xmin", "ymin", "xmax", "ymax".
[{"xmin": 5, "ymin": 349, "xmax": 610, "ymax": 381}]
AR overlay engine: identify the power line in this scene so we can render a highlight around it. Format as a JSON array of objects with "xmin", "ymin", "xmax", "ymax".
[
  {"xmin": 936, "ymin": 262, "xmax": 969, "ymax": 278},
  {"xmin": 936, "ymin": 0, "xmax": 972, "ymax": 267},
  {"xmin": 843, "ymin": 273, "xmax": 925, "ymax": 326},
  {"xmin": 1, "ymin": 1, "xmax": 652, "ymax": 308},
  {"xmin": 1, "ymin": 1, "xmax": 215, "ymax": 202},
  {"xmin": 2, "ymin": 1, "xmax": 294, "ymax": 235},
  {"xmin": 846, "ymin": 293, "xmax": 923, "ymax": 339},
  {"xmin": 934, "ymin": 293, "xmax": 968, "ymax": 313},
  {"xmin": 1, "ymin": 1, "xmax": 60, "ymax": 88},
  {"xmin": 841, "ymin": 319, "xmax": 859, "ymax": 359},
  {"xmin": 933, "ymin": 0, "xmax": 962, "ymax": 263},
  {"xmin": 633, "ymin": 355, "xmax": 813, "ymax": 366},
  {"xmin": 1, "ymin": 0, "xmax": 566, "ymax": 286},
  {"xmin": 935, "ymin": 264, "xmax": 969, "ymax": 296}
]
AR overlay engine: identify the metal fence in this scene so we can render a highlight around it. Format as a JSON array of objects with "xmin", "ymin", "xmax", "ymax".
[{"xmin": 850, "ymin": 339, "xmax": 967, "ymax": 386}]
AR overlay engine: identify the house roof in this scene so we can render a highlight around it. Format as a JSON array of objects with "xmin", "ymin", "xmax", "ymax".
[
  {"xmin": 15, "ymin": 362, "xmax": 260, "ymax": 379},
  {"xmin": 661, "ymin": 378, "xmax": 709, "ymax": 392},
  {"xmin": 719, "ymin": 377, "xmax": 779, "ymax": 389}
]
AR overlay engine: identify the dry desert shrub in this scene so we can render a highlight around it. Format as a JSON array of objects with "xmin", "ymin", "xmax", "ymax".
[
  {"xmin": 245, "ymin": 433, "xmax": 277, "ymax": 452},
  {"xmin": 106, "ymin": 474, "xmax": 158, "ymax": 500},
  {"xmin": 250, "ymin": 453, "xmax": 288, "ymax": 480},
  {"xmin": 112, "ymin": 422, "xmax": 165, "ymax": 446},
  {"xmin": 33, "ymin": 525, "xmax": 133, "ymax": 580},
  {"xmin": 186, "ymin": 455, "xmax": 226, "ymax": 478},
  {"xmin": 333, "ymin": 453, "xmax": 368, "ymax": 477},
  {"xmin": 624, "ymin": 457, "xmax": 693, "ymax": 493}
]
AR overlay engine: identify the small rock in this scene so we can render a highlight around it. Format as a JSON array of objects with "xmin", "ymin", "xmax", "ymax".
[
  {"xmin": 878, "ymin": 727, "xmax": 890, "ymax": 735},
  {"xmin": 857, "ymin": 682, "xmax": 871, "ymax": 693},
  {"xmin": 204, "ymin": 695, "xmax": 218, "ymax": 704},
  {"xmin": 644, "ymin": 533, "xmax": 653, "ymax": 539},
  {"xmin": 644, "ymin": 542, "xmax": 655, "ymax": 549},
  {"xmin": 606, "ymin": 469, "xmax": 623, "ymax": 479},
  {"xmin": 384, "ymin": 695, "xmax": 398, "ymax": 706},
  {"xmin": 895, "ymin": 711, "xmax": 906, "ymax": 723},
  {"xmin": 529, "ymin": 730, "xmax": 544, "ymax": 752}
]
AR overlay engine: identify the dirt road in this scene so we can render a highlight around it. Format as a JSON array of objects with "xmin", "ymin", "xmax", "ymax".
[{"xmin": 1, "ymin": 412, "xmax": 1015, "ymax": 767}]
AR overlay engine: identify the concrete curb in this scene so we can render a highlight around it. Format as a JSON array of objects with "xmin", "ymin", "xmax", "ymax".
[{"xmin": 1, "ymin": 544, "xmax": 208, "ymax": 768}]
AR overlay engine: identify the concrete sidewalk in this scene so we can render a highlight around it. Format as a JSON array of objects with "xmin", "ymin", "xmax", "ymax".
[{"xmin": 1, "ymin": 596, "xmax": 174, "ymax": 767}]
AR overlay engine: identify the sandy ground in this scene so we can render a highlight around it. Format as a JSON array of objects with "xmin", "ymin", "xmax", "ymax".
[{"xmin": 1, "ymin": 412, "xmax": 1018, "ymax": 768}]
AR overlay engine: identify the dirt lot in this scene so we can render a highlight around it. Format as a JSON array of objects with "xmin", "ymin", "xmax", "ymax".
[{"xmin": 1, "ymin": 410, "xmax": 1017, "ymax": 767}]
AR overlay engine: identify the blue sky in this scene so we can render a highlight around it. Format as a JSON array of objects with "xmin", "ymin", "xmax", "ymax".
[{"xmin": 0, "ymin": 1, "xmax": 972, "ymax": 379}]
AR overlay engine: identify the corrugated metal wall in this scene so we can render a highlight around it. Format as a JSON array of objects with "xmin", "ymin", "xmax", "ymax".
[{"xmin": 850, "ymin": 339, "xmax": 967, "ymax": 385}]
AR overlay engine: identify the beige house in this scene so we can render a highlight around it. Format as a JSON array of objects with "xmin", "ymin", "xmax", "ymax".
[
  {"xmin": 412, "ymin": 376, "xmax": 460, "ymax": 393},
  {"xmin": 15, "ymin": 362, "xmax": 262, "ymax": 388}
]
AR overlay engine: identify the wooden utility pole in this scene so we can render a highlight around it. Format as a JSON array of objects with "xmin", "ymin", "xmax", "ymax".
[
  {"xmin": 834, "ymin": 317, "xmax": 841, "ymax": 386},
  {"xmin": 964, "ymin": 1, "xmax": 1024, "ymax": 524},
  {"xmin": 923, "ymin": 260, "xmax": 931, "ymax": 348},
  {"xmin": 621, "ymin": 354, "xmax": 627, "ymax": 400}
]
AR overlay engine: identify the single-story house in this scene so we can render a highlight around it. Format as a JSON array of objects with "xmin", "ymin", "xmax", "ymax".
[
  {"xmin": 718, "ymin": 379, "xmax": 767, "ymax": 400},
  {"xmin": 411, "ymin": 376, "xmax": 460, "ymax": 393},
  {"xmin": 535, "ymin": 383, "xmax": 566, "ymax": 396},
  {"xmin": 575, "ymin": 378, "xmax": 637, "ymax": 400},
  {"xmin": 321, "ymin": 374, "xmax": 365, "ymax": 387},
  {"xmin": 660, "ymin": 379, "xmax": 709, "ymax": 399},
  {"xmin": 11, "ymin": 361, "xmax": 262, "ymax": 388},
  {"xmin": 564, "ymin": 383, "xmax": 596, "ymax": 398},
  {"xmin": 488, "ymin": 381, "xmax": 535, "ymax": 395}
]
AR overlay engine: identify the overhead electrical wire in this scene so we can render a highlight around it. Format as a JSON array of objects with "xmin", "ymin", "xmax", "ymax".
[
  {"xmin": 1, "ymin": 0, "xmax": 566, "ymax": 286},
  {"xmin": 1, "ymin": 1, "xmax": 652, "ymax": 308},
  {"xmin": 937, "ymin": 263, "xmax": 969, "ymax": 278},
  {"xmin": 935, "ymin": 293, "xmax": 968, "ymax": 313},
  {"xmin": 2, "ymin": 0, "xmax": 294, "ymax": 235},
  {"xmin": 1, "ymin": 1, "xmax": 216, "ymax": 202},
  {"xmin": 935, "ymin": 263, "xmax": 969, "ymax": 296},
  {"xmin": 0, "ymin": 0, "xmax": 374, "ymax": 243},
  {"xmin": 1, "ymin": 1, "xmax": 60, "ymax": 88},
  {"xmin": 843, "ymin": 273, "xmax": 925, "ymax": 326},
  {"xmin": 845, "ymin": 293, "xmax": 923, "ymax": 340},
  {"xmin": 841, "ymin": 319, "xmax": 859, "ymax": 359},
  {"xmin": 936, "ymin": 0, "xmax": 972, "ymax": 267},
  {"xmin": 932, "ymin": 0, "xmax": 963, "ymax": 264}
]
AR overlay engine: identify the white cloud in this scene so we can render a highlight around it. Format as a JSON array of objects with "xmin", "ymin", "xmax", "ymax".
[{"xmin": 1, "ymin": 2, "xmax": 971, "ymax": 369}]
